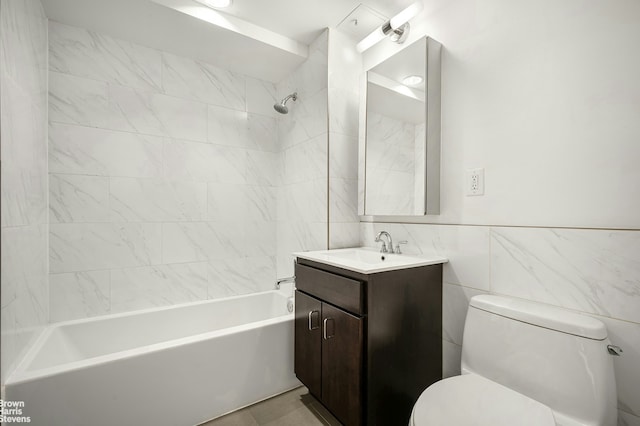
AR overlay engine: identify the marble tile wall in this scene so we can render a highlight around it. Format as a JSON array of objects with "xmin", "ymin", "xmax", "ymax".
[
  {"xmin": 48, "ymin": 21, "xmax": 280, "ymax": 321},
  {"xmin": 0, "ymin": 0, "xmax": 49, "ymax": 383},
  {"xmin": 276, "ymin": 30, "xmax": 329, "ymax": 278},
  {"xmin": 327, "ymin": 29, "xmax": 360, "ymax": 250},
  {"xmin": 361, "ymin": 222, "xmax": 640, "ymax": 424}
]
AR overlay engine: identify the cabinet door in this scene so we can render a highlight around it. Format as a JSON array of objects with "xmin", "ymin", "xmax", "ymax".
[
  {"xmin": 321, "ymin": 303, "xmax": 363, "ymax": 426},
  {"xmin": 294, "ymin": 290, "xmax": 322, "ymax": 398}
]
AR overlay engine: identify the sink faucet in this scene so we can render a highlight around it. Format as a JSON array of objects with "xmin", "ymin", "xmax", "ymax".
[{"xmin": 375, "ymin": 231, "xmax": 394, "ymax": 253}]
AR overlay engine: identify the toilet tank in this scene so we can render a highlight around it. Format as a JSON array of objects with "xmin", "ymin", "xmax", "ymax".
[{"xmin": 461, "ymin": 295, "xmax": 617, "ymax": 426}]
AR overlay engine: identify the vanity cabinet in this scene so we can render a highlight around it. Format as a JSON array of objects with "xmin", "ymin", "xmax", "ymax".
[{"xmin": 294, "ymin": 258, "xmax": 443, "ymax": 426}]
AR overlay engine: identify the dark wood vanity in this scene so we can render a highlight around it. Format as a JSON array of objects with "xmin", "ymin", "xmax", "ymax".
[{"xmin": 294, "ymin": 256, "xmax": 443, "ymax": 426}]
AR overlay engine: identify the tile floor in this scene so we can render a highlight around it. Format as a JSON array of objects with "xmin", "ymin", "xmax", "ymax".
[{"xmin": 201, "ymin": 386, "xmax": 342, "ymax": 426}]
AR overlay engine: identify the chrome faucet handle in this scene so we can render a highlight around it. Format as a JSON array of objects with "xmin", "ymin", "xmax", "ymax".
[
  {"xmin": 379, "ymin": 241, "xmax": 388, "ymax": 253},
  {"xmin": 395, "ymin": 241, "xmax": 408, "ymax": 254}
]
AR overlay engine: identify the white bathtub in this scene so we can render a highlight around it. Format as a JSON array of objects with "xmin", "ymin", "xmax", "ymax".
[{"xmin": 5, "ymin": 290, "xmax": 300, "ymax": 426}]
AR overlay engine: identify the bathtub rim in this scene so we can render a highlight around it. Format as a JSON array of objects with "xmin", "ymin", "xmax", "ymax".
[{"xmin": 6, "ymin": 290, "xmax": 294, "ymax": 387}]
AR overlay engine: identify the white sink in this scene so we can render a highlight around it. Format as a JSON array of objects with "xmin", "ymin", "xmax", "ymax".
[{"xmin": 293, "ymin": 247, "xmax": 447, "ymax": 274}]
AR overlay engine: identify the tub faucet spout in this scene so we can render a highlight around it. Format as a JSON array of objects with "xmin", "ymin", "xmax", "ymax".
[{"xmin": 276, "ymin": 276, "xmax": 295, "ymax": 290}]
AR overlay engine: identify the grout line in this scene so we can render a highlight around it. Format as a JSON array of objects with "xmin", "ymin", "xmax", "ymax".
[
  {"xmin": 360, "ymin": 218, "xmax": 640, "ymax": 232},
  {"xmin": 488, "ymin": 227, "xmax": 493, "ymax": 294}
]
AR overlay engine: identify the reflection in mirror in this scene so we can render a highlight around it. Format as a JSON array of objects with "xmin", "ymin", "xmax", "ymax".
[{"xmin": 362, "ymin": 37, "xmax": 441, "ymax": 216}]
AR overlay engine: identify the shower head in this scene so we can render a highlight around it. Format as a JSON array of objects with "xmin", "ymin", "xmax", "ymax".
[{"xmin": 274, "ymin": 92, "xmax": 297, "ymax": 114}]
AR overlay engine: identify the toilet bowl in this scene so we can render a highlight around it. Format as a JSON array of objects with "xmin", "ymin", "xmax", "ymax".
[{"xmin": 410, "ymin": 295, "xmax": 618, "ymax": 426}]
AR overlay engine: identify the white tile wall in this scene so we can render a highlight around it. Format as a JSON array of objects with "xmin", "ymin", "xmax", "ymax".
[
  {"xmin": 1, "ymin": 0, "xmax": 49, "ymax": 384},
  {"xmin": 49, "ymin": 21, "xmax": 162, "ymax": 91},
  {"xmin": 47, "ymin": 21, "xmax": 283, "ymax": 320},
  {"xmin": 361, "ymin": 222, "xmax": 640, "ymax": 423},
  {"xmin": 328, "ymin": 29, "xmax": 360, "ymax": 249},
  {"xmin": 275, "ymin": 30, "xmax": 330, "ymax": 277}
]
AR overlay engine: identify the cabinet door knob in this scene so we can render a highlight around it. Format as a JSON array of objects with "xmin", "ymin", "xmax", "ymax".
[
  {"xmin": 323, "ymin": 318, "xmax": 335, "ymax": 340},
  {"xmin": 308, "ymin": 310, "xmax": 319, "ymax": 330}
]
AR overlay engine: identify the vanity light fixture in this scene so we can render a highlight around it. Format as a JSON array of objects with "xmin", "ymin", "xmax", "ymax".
[
  {"xmin": 194, "ymin": 0, "xmax": 232, "ymax": 9},
  {"xmin": 402, "ymin": 75, "xmax": 423, "ymax": 87},
  {"xmin": 356, "ymin": 1, "xmax": 423, "ymax": 52}
]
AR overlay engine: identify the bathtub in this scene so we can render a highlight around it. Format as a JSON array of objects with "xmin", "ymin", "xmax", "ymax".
[{"xmin": 5, "ymin": 290, "xmax": 300, "ymax": 426}]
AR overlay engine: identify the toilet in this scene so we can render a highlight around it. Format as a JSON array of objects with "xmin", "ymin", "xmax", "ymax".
[{"xmin": 410, "ymin": 295, "xmax": 618, "ymax": 426}]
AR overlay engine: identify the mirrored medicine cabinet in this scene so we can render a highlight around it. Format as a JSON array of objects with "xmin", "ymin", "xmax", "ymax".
[{"xmin": 359, "ymin": 36, "xmax": 442, "ymax": 216}]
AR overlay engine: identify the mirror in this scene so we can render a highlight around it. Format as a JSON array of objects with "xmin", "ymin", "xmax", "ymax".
[{"xmin": 360, "ymin": 37, "xmax": 441, "ymax": 216}]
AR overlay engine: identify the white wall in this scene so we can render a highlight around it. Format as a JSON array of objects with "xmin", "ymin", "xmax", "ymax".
[
  {"xmin": 0, "ymin": 0, "xmax": 49, "ymax": 383},
  {"xmin": 364, "ymin": 0, "xmax": 640, "ymax": 230},
  {"xmin": 361, "ymin": 1, "xmax": 640, "ymax": 424},
  {"xmin": 47, "ymin": 21, "xmax": 279, "ymax": 320}
]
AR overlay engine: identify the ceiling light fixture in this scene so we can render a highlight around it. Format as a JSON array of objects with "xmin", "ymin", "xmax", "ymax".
[
  {"xmin": 402, "ymin": 75, "xmax": 423, "ymax": 86},
  {"xmin": 194, "ymin": 0, "xmax": 232, "ymax": 9},
  {"xmin": 356, "ymin": 1, "xmax": 423, "ymax": 52}
]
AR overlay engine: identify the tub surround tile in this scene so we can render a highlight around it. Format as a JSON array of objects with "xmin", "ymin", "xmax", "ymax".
[
  {"xmin": 49, "ymin": 174, "xmax": 110, "ymax": 223},
  {"xmin": 162, "ymin": 52, "xmax": 245, "ymax": 111},
  {"xmin": 491, "ymin": 227, "xmax": 640, "ymax": 323},
  {"xmin": 207, "ymin": 105, "xmax": 277, "ymax": 152},
  {"xmin": 246, "ymin": 150, "xmax": 279, "ymax": 187},
  {"xmin": 164, "ymin": 140, "xmax": 249, "ymax": 185},
  {"xmin": 49, "ymin": 123, "xmax": 164, "ymax": 178},
  {"xmin": 50, "ymin": 223, "xmax": 162, "ymax": 273},
  {"xmin": 1, "ymin": 74, "xmax": 48, "ymax": 170},
  {"xmin": 48, "ymin": 21, "xmax": 162, "ymax": 91},
  {"xmin": 0, "ymin": 0, "xmax": 48, "ymax": 82},
  {"xmin": 277, "ymin": 89, "xmax": 328, "ymax": 149},
  {"xmin": 163, "ymin": 139, "xmax": 220, "ymax": 182},
  {"xmin": 109, "ymin": 177, "xmax": 207, "ymax": 222},
  {"xmin": 243, "ymin": 222, "xmax": 277, "ymax": 258},
  {"xmin": 111, "ymin": 263, "xmax": 208, "ymax": 313},
  {"xmin": 276, "ymin": 221, "xmax": 327, "ymax": 278},
  {"xmin": 207, "ymin": 184, "xmax": 275, "ymax": 223},
  {"xmin": 246, "ymin": 77, "xmax": 278, "ymax": 118},
  {"xmin": 244, "ymin": 186, "xmax": 277, "ymax": 222},
  {"xmin": 2, "ymin": 225, "xmax": 49, "ymax": 327},
  {"xmin": 207, "ymin": 258, "xmax": 252, "ymax": 299},
  {"xmin": 207, "ymin": 183, "xmax": 249, "ymax": 222},
  {"xmin": 278, "ymin": 179, "xmax": 327, "ymax": 223},
  {"xmin": 43, "ymin": 22, "xmax": 330, "ymax": 326},
  {"xmin": 163, "ymin": 139, "xmax": 247, "ymax": 184},
  {"xmin": 207, "ymin": 145, "xmax": 248, "ymax": 185},
  {"xmin": 49, "ymin": 72, "xmax": 109, "ymax": 127},
  {"xmin": 282, "ymin": 135, "xmax": 327, "ymax": 184},
  {"xmin": 1, "ymin": 0, "xmax": 48, "ymax": 384},
  {"xmin": 162, "ymin": 222, "xmax": 246, "ymax": 264},
  {"xmin": 49, "ymin": 271, "xmax": 110, "ymax": 322},
  {"xmin": 207, "ymin": 256, "xmax": 275, "ymax": 299},
  {"xmin": 108, "ymin": 84, "xmax": 207, "ymax": 142},
  {"xmin": 1, "ymin": 167, "xmax": 48, "ymax": 228}
]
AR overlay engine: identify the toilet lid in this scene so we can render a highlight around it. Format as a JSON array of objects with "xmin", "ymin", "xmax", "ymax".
[{"xmin": 411, "ymin": 374, "xmax": 556, "ymax": 426}]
